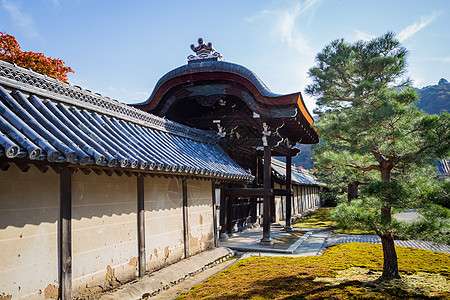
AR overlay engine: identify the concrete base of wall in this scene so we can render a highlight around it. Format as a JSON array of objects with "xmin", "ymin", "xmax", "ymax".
[{"xmin": 99, "ymin": 247, "xmax": 235, "ymax": 300}]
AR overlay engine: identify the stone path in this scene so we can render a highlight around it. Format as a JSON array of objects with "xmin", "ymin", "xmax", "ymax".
[{"xmin": 326, "ymin": 234, "xmax": 450, "ymax": 254}]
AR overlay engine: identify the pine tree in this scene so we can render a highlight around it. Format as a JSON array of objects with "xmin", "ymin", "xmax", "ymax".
[{"xmin": 306, "ymin": 32, "xmax": 450, "ymax": 279}]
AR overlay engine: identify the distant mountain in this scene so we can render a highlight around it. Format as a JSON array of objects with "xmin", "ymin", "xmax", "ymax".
[
  {"xmin": 293, "ymin": 79, "xmax": 449, "ymax": 169},
  {"xmin": 292, "ymin": 144, "xmax": 314, "ymax": 170},
  {"xmin": 414, "ymin": 78, "xmax": 450, "ymax": 115}
]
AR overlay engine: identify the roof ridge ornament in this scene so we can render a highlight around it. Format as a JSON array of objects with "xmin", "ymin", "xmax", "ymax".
[{"xmin": 188, "ymin": 38, "xmax": 223, "ymax": 63}]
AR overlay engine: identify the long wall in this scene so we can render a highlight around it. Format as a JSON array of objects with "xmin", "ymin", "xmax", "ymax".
[
  {"xmin": 0, "ymin": 165, "xmax": 59, "ymax": 299},
  {"xmin": 71, "ymin": 172, "xmax": 138, "ymax": 294},
  {"xmin": 0, "ymin": 165, "xmax": 216, "ymax": 299},
  {"xmin": 273, "ymin": 183, "xmax": 321, "ymax": 223}
]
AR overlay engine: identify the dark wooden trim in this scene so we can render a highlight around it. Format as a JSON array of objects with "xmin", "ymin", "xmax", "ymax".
[
  {"xmin": 211, "ymin": 180, "xmax": 218, "ymax": 247},
  {"xmin": 285, "ymin": 153, "xmax": 292, "ymax": 229},
  {"xmin": 223, "ymin": 187, "xmax": 272, "ymax": 197},
  {"xmin": 227, "ymin": 136, "xmax": 283, "ymax": 148},
  {"xmin": 261, "ymin": 145, "xmax": 272, "ymax": 243},
  {"xmin": 0, "ymin": 158, "xmax": 247, "ymax": 183},
  {"xmin": 182, "ymin": 178, "xmax": 189, "ymax": 258},
  {"xmin": 219, "ymin": 186, "xmax": 228, "ymax": 240},
  {"xmin": 137, "ymin": 174, "xmax": 146, "ymax": 277},
  {"xmin": 59, "ymin": 167, "xmax": 72, "ymax": 300},
  {"xmin": 226, "ymin": 193, "xmax": 233, "ymax": 234},
  {"xmin": 273, "ymin": 188, "xmax": 292, "ymax": 196}
]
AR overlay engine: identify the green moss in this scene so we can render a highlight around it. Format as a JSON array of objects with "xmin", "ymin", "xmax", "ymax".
[
  {"xmin": 177, "ymin": 243, "xmax": 450, "ymax": 299},
  {"xmin": 292, "ymin": 207, "xmax": 376, "ymax": 235},
  {"xmin": 293, "ymin": 207, "xmax": 337, "ymax": 229}
]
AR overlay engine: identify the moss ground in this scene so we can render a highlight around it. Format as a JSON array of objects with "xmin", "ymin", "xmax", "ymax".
[
  {"xmin": 177, "ymin": 243, "xmax": 450, "ymax": 299},
  {"xmin": 292, "ymin": 207, "xmax": 376, "ymax": 235}
]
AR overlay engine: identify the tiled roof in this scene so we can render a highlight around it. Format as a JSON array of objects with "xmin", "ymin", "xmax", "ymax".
[
  {"xmin": 436, "ymin": 159, "xmax": 449, "ymax": 176},
  {"xmin": 271, "ymin": 158, "xmax": 324, "ymax": 186},
  {"xmin": 0, "ymin": 60, "xmax": 253, "ymax": 180}
]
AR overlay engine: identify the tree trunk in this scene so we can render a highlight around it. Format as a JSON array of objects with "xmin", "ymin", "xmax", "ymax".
[
  {"xmin": 380, "ymin": 233, "xmax": 400, "ymax": 279},
  {"xmin": 379, "ymin": 164, "xmax": 400, "ymax": 279},
  {"xmin": 347, "ymin": 181, "xmax": 359, "ymax": 203}
]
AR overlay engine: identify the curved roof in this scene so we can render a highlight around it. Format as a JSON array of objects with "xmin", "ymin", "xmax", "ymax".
[
  {"xmin": 0, "ymin": 60, "xmax": 253, "ymax": 181},
  {"xmin": 272, "ymin": 158, "xmax": 324, "ymax": 186},
  {"xmin": 134, "ymin": 60, "xmax": 315, "ymax": 125}
]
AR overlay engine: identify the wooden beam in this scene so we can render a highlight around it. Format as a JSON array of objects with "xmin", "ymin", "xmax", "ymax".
[
  {"xmin": 285, "ymin": 153, "xmax": 293, "ymax": 231},
  {"xmin": 59, "ymin": 167, "xmax": 72, "ymax": 300},
  {"xmin": 137, "ymin": 174, "xmax": 146, "ymax": 277},
  {"xmin": 226, "ymin": 136, "xmax": 283, "ymax": 148},
  {"xmin": 212, "ymin": 180, "xmax": 218, "ymax": 247},
  {"xmin": 219, "ymin": 186, "xmax": 228, "ymax": 241},
  {"xmin": 182, "ymin": 178, "xmax": 189, "ymax": 258},
  {"xmin": 260, "ymin": 144, "xmax": 273, "ymax": 245},
  {"xmin": 273, "ymin": 188, "xmax": 292, "ymax": 196},
  {"xmin": 223, "ymin": 187, "xmax": 272, "ymax": 197}
]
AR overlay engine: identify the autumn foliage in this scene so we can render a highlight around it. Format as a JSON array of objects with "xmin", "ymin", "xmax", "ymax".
[{"xmin": 0, "ymin": 33, "xmax": 73, "ymax": 82}]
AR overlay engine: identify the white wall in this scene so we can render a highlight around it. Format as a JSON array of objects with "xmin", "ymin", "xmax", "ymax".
[
  {"xmin": 187, "ymin": 179, "xmax": 214, "ymax": 256},
  {"xmin": 0, "ymin": 165, "xmax": 59, "ymax": 300},
  {"xmin": 71, "ymin": 172, "xmax": 138, "ymax": 294},
  {"xmin": 0, "ymin": 167, "xmax": 217, "ymax": 299},
  {"xmin": 144, "ymin": 176, "xmax": 184, "ymax": 271}
]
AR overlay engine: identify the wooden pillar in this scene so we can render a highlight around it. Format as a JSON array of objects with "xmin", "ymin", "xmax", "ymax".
[
  {"xmin": 211, "ymin": 180, "xmax": 218, "ymax": 247},
  {"xmin": 301, "ymin": 186, "xmax": 304, "ymax": 212},
  {"xmin": 59, "ymin": 167, "xmax": 72, "ymax": 300},
  {"xmin": 137, "ymin": 174, "xmax": 146, "ymax": 277},
  {"xmin": 219, "ymin": 188, "xmax": 228, "ymax": 241},
  {"xmin": 284, "ymin": 153, "xmax": 293, "ymax": 231},
  {"xmin": 270, "ymin": 180, "xmax": 275, "ymax": 223},
  {"xmin": 227, "ymin": 195, "xmax": 233, "ymax": 235},
  {"xmin": 250, "ymin": 197, "xmax": 257, "ymax": 224},
  {"xmin": 182, "ymin": 178, "xmax": 189, "ymax": 258},
  {"xmin": 260, "ymin": 144, "xmax": 273, "ymax": 245}
]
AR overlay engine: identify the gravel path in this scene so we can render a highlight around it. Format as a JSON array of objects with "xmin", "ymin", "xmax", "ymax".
[{"xmin": 326, "ymin": 234, "xmax": 450, "ymax": 253}]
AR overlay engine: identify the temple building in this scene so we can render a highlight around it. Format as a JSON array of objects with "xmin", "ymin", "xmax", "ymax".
[
  {"xmin": 134, "ymin": 38, "xmax": 320, "ymax": 241},
  {"xmin": 0, "ymin": 39, "xmax": 321, "ymax": 299}
]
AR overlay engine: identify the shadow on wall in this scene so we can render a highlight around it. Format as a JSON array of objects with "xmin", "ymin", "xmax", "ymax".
[{"xmin": 0, "ymin": 164, "xmax": 216, "ymax": 229}]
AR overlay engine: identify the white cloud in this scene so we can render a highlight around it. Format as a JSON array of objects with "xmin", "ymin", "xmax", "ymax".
[
  {"xmin": 248, "ymin": 0, "xmax": 321, "ymax": 56},
  {"xmin": 397, "ymin": 11, "xmax": 442, "ymax": 42},
  {"xmin": 245, "ymin": 1, "xmax": 323, "ymax": 113},
  {"xmin": 354, "ymin": 30, "xmax": 375, "ymax": 41},
  {"xmin": 429, "ymin": 57, "xmax": 450, "ymax": 63},
  {"xmin": 1, "ymin": 0, "xmax": 38, "ymax": 37}
]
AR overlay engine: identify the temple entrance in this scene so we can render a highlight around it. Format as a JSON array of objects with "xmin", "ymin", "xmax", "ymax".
[{"xmin": 134, "ymin": 38, "xmax": 319, "ymax": 244}]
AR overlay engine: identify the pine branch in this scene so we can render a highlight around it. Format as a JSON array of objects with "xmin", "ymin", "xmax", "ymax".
[{"xmin": 345, "ymin": 164, "xmax": 381, "ymax": 172}]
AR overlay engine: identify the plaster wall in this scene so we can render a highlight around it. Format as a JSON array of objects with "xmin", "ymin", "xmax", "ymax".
[
  {"xmin": 0, "ymin": 165, "xmax": 59, "ymax": 300},
  {"xmin": 294, "ymin": 186, "xmax": 300, "ymax": 214},
  {"xmin": 187, "ymin": 179, "xmax": 214, "ymax": 256},
  {"xmin": 0, "ymin": 167, "xmax": 217, "ymax": 299},
  {"xmin": 71, "ymin": 172, "xmax": 138, "ymax": 295},
  {"xmin": 144, "ymin": 176, "xmax": 184, "ymax": 272},
  {"xmin": 273, "ymin": 183, "xmax": 283, "ymax": 222}
]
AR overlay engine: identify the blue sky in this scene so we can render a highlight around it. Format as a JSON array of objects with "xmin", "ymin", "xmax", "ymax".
[{"xmin": 1, "ymin": 0, "xmax": 449, "ymax": 114}]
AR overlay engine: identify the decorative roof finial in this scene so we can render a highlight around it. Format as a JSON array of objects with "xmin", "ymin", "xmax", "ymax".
[{"xmin": 188, "ymin": 38, "xmax": 223, "ymax": 63}]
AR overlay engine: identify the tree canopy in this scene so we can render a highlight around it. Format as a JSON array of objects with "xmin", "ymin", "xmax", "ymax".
[
  {"xmin": 0, "ymin": 32, "xmax": 73, "ymax": 82},
  {"xmin": 307, "ymin": 32, "xmax": 450, "ymax": 279}
]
